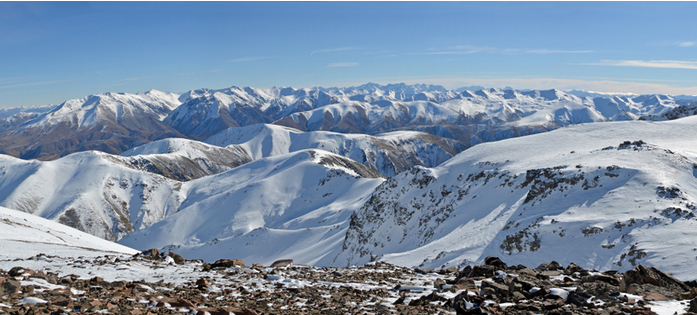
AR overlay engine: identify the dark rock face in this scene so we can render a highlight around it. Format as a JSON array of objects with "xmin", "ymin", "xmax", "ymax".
[
  {"xmin": 451, "ymin": 258, "xmax": 695, "ymax": 314},
  {"xmin": 211, "ymin": 259, "xmax": 245, "ymax": 269}
]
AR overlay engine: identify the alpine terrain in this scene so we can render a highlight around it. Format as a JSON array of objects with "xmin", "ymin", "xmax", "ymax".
[{"xmin": 1, "ymin": 83, "xmax": 697, "ymax": 278}]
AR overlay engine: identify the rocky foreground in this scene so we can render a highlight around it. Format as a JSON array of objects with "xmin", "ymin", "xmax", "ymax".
[{"xmin": 1, "ymin": 251, "xmax": 697, "ymax": 315}]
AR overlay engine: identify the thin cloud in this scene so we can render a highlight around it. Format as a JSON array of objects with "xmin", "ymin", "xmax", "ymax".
[
  {"xmin": 390, "ymin": 46, "xmax": 592, "ymax": 57},
  {"xmin": 229, "ymin": 56, "xmax": 272, "ymax": 62},
  {"xmin": 311, "ymin": 47, "xmax": 358, "ymax": 55},
  {"xmin": 592, "ymin": 60, "xmax": 697, "ymax": 70},
  {"xmin": 678, "ymin": 42, "xmax": 695, "ymax": 47},
  {"xmin": 326, "ymin": 62, "xmax": 358, "ymax": 68},
  {"xmin": 0, "ymin": 79, "xmax": 75, "ymax": 90},
  {"xmin": 526, "ymin": 49, "xmax": 594, "ymax": 54}
]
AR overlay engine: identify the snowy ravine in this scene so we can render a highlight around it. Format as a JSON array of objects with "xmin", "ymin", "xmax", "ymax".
[
  {"xmin": 204, "ymin": 123, "xmax": 463, "ymax": 177},
  {"xmin": 0, "ymin": 151, "xmax": 183, "ymax": 241},
  {"xmin": 336, "ymin": 116, "xmax": 697, "ymax": 280},
  {"xmin": 118, "ymin": 149, "xmax": 385, "ymax": 266}
]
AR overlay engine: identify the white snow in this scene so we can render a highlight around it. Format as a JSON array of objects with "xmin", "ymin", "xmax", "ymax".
[
  {"xmin": 118, "ymin": 149, "xmax": 384, "ymax": 266},
  {"xmin": 204, "ymin": 123, "xmax": 458, "ymax": 177},
  {"xmin": 336, "ymin": 116, "xmax": 697, "ymax": 279},
  {"xmin": 0, "ymin": 206, "xmax": 137, "ymax": 259}
]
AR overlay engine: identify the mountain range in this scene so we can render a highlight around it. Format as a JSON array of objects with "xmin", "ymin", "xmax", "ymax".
[
  {"xmin": 1, "ymin": 83, "xmax": 693, "ymax": 161},
  {"xmin": 1, "ymin": 83, "xmax": 697, "ymax": 279}
]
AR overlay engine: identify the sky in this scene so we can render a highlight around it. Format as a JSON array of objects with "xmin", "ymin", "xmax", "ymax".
[{"xmin": 1, "ymin": 1, "xmax": 697, "ymax": 107}]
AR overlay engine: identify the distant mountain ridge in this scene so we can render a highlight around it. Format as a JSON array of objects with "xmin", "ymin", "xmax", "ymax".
[
  {"xmin": 0, "ymin": 83, "xmax": 694, "ymax": 160},
  {"xmin": 0, "ymin": 91, "xmax": 184, "ymax": 159}
]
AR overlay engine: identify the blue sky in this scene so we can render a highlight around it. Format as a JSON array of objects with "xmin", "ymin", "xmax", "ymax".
[{"xmin": 1, "ymin": 1, "xmax": 697, "ymax": 107}]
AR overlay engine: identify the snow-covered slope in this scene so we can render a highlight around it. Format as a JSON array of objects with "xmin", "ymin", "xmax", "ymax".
[
  {"xmin": 642, "ymin": 102, "xmax": 697, "ymax": 121},
  {"xmin": 120, "ymin": 138, "xmax": 252, "ymax": 180},
  {"xmin": 204, "ymin": 124, "xmax": 463, "ymax": 177},
  {"xmin": 0, "ymin": 206, "xmax": 137, "ymax": 259},
  {"xmin": 0, "ymin": 151, "xmax": 182, "ymax": 241},
  {"xmin": 0, "ymin": 90, "xmax": 183, "ymax": 160},
  {"xmin": 336, "ymin": 116, "xmax": 697, "ymax": 279},
  {"xmin": 118, "ymin": 149, "xmax": 385, "ymax": 266}
]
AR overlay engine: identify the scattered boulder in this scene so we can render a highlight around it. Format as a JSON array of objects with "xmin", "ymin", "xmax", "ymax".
[
  {"xmin": 270, "ymin": 259, "xmax": 293, "ymax": 267},
  {"xmin": 137, "ymin": 248, "xmax": 161, "ymax": 260},
  {"xmin": 468, "ymin": 264, "xmax": 496, "ymax": 278},
  {"xmin": 167, "ymin": 252, "xmax": 186, "ymax": 264},
  {"xmin": 211, "ymin": 259, "xmax": 245, "ymax": 269},
  {"xmin": 196, "ymin": 278, "xmax": 210, "ymax": 289},
  {"xmin": 536, "ymin": 261, "xmax": 562, "ymax": 271},
  {"xmin": 484, "ymin": 256, "xmax": 508, "ymax": 270},
  {"xmin": 1, "ymin": 278, "xmax": 21, "ymax": 295},
  {"xmin": 564, "ymin": 262, "xmax": 582, "ymax": 275},
  {"xmin": 0, "ymin": 255, "xmax": 693, "ymax": 315},
  {"xmin": 8, "ymin": 266, "xmax": 25, "ymax": 277},
  {"xmin": 620, "ymin": 264, "xmax": 691, "ymax": 300},
  {"xmin": 690, "ymin": 298, "xmax": 697, "ymax": 313}
]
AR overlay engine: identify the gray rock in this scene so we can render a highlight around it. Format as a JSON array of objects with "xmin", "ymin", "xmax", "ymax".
[{"xmin": 270, "ymin": 259, "xmax": 294, "ymax": 267}]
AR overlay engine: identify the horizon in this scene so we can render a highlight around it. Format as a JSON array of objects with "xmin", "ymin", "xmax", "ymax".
[{"xmin": 2, "ymin": 2, "xmax": 697, "ymax": 107}]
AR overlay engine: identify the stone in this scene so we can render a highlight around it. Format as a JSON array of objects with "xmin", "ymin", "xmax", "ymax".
[
  {"xmin": 643, "ymin": 292, "xmax": 667, "ymax": 301},
  {"xmin": 594, "ymin": 274, "xmax": 620, "ymax": 286},
  {"xmin": 484, "ymin": 256, "xmax": 508, "ymax": 269},
  {"xmin": 540, "ymin": 270, "xmax": 562, "ymax": 277},
  {"xmin": 1, "ymin": 278, "xmax": 21, "ymax": 295},
  {"xmin": 536, "ymin": 261, "xmax": 562, "ymax": 271},
  {"xmin": 689, "ymin": 298, "xmax": 697, "ymax": 313},
  {"xmin": 564, "ymin": 262, "xmax": 582, "ymax": 275},
  {"xmin": 167, "ymin": 252, "xmax": 186, "ymax": 265},
  {"xmin": 169, "ymin": 299, "xmax": 196, "ymax": 308},
  {"xmin": 454, "ymin": 278, "xmax": 479, "ymax": 293},
  {"xmin": 434, "ymin": 278, "xmax": 446, "ymax": 289},
  {"xmin": 53, "ymin": 297, "xmax": 74, "ymax": 308},
  {"xmin": 211, "ymin": 259, "xmax": 245, "ymax": 269},
  {"xmin": 469, "ymin": 265, "xmax": 496, "ymax": 278},
  {"xmin": 480, "ymin": 280, "xmax": 510, "ymax": 299},
  {"xmin": 232, "ymin": 309, "xmax": 260, "ymax": 315},
  {"xmin": 196, "ymin": 278, "xmax": 210, "ymax": 288},
  {"xmin": 627, "ymin": 283, "xmax": 640, "ymax": 294},
  {"xmin": 270, "ymin": 259, "xmax": 293, "ymax": 267},
  {"xmin": 566, "ymin": 292, "xmax": 589, "ymax": 307},
  {"xmin": 456, "ymin": 265, "xmax": 472, "ymax": 279},
  {"xmin": 138, "ymin": 249, "xmax": 160, "ymax": 260},
  {"xmin": 8, "ymin": 266, "xmax": 26, "ymax": 277}
]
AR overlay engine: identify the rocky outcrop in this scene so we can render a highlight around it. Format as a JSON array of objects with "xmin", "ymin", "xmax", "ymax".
[{"xmin": 3, "ymin": 254, "xmax": 695, "ymax": 315}]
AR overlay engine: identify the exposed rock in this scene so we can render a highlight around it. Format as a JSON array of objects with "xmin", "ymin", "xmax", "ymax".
[
  {"xmin": 137, "ymin": 248, "xmax": 161, "ymax": 260},
  {"xmin": 484, "ymin": 256, "xmax": 508, "ymax": 270},
  {"xmin": 167, "ymin": 252, "xmax": 186, "ymax": 264},
  {"xmin": 270, "ymin": 259, "xmax": 294, "ymax": 267},
  {"xmin": 1, "ymin": 278, "xmax": 21, "ymax": 295},
  {"xmin": 690, "ymin": 298, "xmax": 697, "ymax": 313},
  {"xmin": 211, "ymin": 259, "xmax": 245, "ymax": 269},
  {"xmin": 536, "ymin": 261, "xmax": 562, "ymax": 271},
  {"xmin": 0, "ymin": 255, "xmax": 692, "ymax": 315}
]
